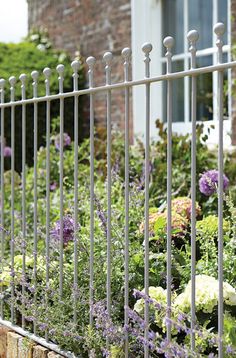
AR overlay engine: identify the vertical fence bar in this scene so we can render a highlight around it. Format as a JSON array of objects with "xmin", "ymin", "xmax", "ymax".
[
  {"xmin": 19, "ymin": 73, "xmax": 27, "ymax": 329},
  {"xmin": 43, "ymin": 67, "xmax": 51, "ymax": 342},
  {"xmin": 32, "ymin": 71, "xmax": 39, "ymax": 335},
  {"xmin": 214, "ymin": 22, "xmax": 225, "ymax": 358},
  {"xmin": 142, "ymin": 42, "xmax": 152, "ymax": 358},
  {"xmin": 163, "ymin": 36, "xmax": 174, "ymax": 342},
  {"xmin": 0, "ymin": 79, "xmax": 6, "ymax": 319},
  {"xmin": 86, "ymin": 56, "xmax": 96, "ymax": 327},
  {"xmin": 122, "ymin": 47, "xmax": 131, "ymax": 358},
  {"xmin": 9, "ymin": 77, "xmax": 16, "ymax": 323},
  {"xmin": 56, "ymin": 65, "xmax": 65, "ymax": 298},
  {"xmin": 71, "ymin": 60, "xmax": 80, "ymax": 324},
  {"xmin": 187, "ymin": 29, "xmax": 199, "ymax": 351},
  {"xmin": 103, "ymin": 52, "xmax": 113, "ymax": 321}
]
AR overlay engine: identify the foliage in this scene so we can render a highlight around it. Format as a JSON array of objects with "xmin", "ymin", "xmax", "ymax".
[
  {"xmin": 0, "ymin": 30, "xmax": 86, "ymax": 171},
  {"xmin": 1, "ymin": 120, "xmax": 236, "ymax": 356}
]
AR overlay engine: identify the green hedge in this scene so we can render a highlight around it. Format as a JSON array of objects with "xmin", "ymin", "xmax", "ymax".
[{"xmin": 0, "ymin": 38, "xmax": 86, "ymax": 171}]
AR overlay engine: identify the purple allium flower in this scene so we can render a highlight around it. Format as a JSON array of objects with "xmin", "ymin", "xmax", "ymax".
[
  {"xmin": 4, "ymin": 146, "xmax": 12, "ymax": 157},
  {"xmin": 54, "ymin": 133, "xmax": 71, "ymax": 150},
  {"xmin": 50, "ymin": 181, "xmax": 57, "ymax": 191},
  {"xmin": 199, "ymin": 170, "xmax": 229, "ymax": 196},
  {"xmin": 50, "ymin": 215, "xmax": 74, "ymax": 245}
]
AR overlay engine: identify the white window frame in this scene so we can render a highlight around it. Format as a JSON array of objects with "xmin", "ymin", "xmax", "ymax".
[{"xmin": 131, "ymin": 0, "xmax": 232, "ymax": 146}]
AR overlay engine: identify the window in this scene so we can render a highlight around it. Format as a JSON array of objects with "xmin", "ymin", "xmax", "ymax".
[
  {"xmin": 161, "ymin": 0, "xmax": 230, "ymax": 128},
  {"xmin": 131, "ymin": 0, "xmax": 232, "ymax": 144}
]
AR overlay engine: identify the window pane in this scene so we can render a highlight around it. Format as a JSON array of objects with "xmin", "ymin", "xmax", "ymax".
[
  {"xmin": 218, "ymin": 0, "xmax": 228, "ymax": 45},
  {"xmin": 196, "ymin": 56, "xmax": 213, "ymax": 121},
  {"xmin": 162, "ymin": 60, "xmax": 184, "ymax": 122},
  {"xmin": 188, "ymin": 0, "xmax": 212, "ymax": 50},
  {"xmin": 162, "ymin": 0, "xmax": 184, "ymax": 55}
]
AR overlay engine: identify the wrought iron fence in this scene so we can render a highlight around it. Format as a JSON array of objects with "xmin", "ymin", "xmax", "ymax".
[{"xmin": 0, "ymin": 22, "xmax": 235, "ymax": 357}]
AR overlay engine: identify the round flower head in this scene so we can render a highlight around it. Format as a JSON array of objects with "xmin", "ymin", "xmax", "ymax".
[
  {"xmin": 172, "ymin": 197, "xmax": 201, "ymax": 219},
  {"xmin": 199, "ymin": 170, "xmax": 229, "ymax": 196},
  {"xmin": 54, "ymin": 133, "xmax": 71, "ymax": 150},
  {"xmin": 4, "ymin": 146, "xmax": 12, "ymax": 157},
  {"xmin": 50, "ymin": 215, "xmax": 74, "ymax": 245},
  {"xmin": 174, "ymin": 275, "xmax": 236, "ymax": 314}
]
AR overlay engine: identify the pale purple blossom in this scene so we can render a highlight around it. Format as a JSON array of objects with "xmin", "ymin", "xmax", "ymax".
[
  {"xmin": 50, "ymin": 181, "xmax": 57, "ymax": 191},
  {"xmin": 199, "ymin": 169, "xmax": 229, "ymax": 196},
  {"xmin": 50, "ymin": 215, "xmax": 74, "ymax": 245},
  {"xmin": 4, "ymin": 146, "xmax": 12, "ymax": 157},
  {"xmin": 54, "ymin": 133, "xmax": 71, "ymax": 150}
]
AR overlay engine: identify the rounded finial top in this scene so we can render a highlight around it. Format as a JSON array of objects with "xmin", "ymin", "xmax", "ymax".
[
  {"xmin": 71, "ymin": 60, "xmax": 80, "ymax": 72},
  {"xmin": 86, "ymin": 56, "xmax": 96, "ymax": 68},
  {"xmin": 0, "ymin": 78, "xmax": 6, "ymax": 89},
  {"xmin": 56, "ymin": 64, "xmax": 65, "ymax": 75},
  {"xmin": 187, "ymin": 30, "xmax": 199, "ymax": 43},
  {"xmin": 9, "ymin": 76, "xmax": 16, "ymax": 86},
  {"xmin": 142, "ymin": 43, "xmax": 153, "ymax": 54},
  {"xmin": 163, "ymin": 36, "xmax": 174, "ymax": 49},
  {"xmin": 103, "ymin": 52, "xmax": 113, "ymax": 65},
  {"xmin": 214, "ymin": 22, "xmax": 225, "ymax": 37},
  {"xmin": 31, "ymin": 70, "xmax": 39, "ymax": 81},
  {"xmin": 122, "ymin": 47, "xmax": 132, "ymax": 59},
  {"xmin": 19, "ymin": 73, "xmax": 27, "ymax": 84},
  {"xmin": 43, "ymin": 67, "xmax": 51, "ymax": 78}
]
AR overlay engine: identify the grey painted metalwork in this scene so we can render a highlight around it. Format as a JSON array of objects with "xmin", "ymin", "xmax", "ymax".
[
  {"xmin": 32, "ymin": 70, "xmax": 39, "ymax": 335},
  {"xmin": 0, "ymin": 22, "xmax": 233, "ymax": 357},
  {"xmin": 215, "ymin": 22, "xmax": 225, "ymax": 358},
  {"xmin": 104, "ymin": 51, "xmax": 113, "ymax": 321},
  {"xmin": 188, "ymin": 29, "xmax": 199, "ymax": 351},
  {"xmin": 19, "ymin": 73, "xmax": 27, "ymax": 330},
  {"xmin": 9, "ymin": 76, "xmax": 16, "ymax": 324},
  {"xmin": 86, "ymin": 55, "xmax": 96, "ymax": 327},
  {"xmin": 142, "ymin": 42, "xmax": 152, "ymax": 358},
  {"xmin": 122, "ymin": 47, "xmax": 132, "ymax": 358},
  {"xmin": 71, "ymin": 60, "xmax": 80, "ymax": 324},
  {"xmin": 57, "ymin": 64, "xmax": 65, "ymax": 298},
  {"xmin": 163, "ymin": 36, "xmax": 174, "ymax": 342},
  {"xmin": 43, "ymin": 66, "xmax": 51, "ymax": 342},
  {"xmin": 0, "ymin": 79, "xmax": 5, "ymax": 319}
]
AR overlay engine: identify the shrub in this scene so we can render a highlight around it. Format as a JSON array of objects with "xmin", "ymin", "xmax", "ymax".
[{"xmin": 0, "ymin": 30, "xmax": 86, "ymax": 171}]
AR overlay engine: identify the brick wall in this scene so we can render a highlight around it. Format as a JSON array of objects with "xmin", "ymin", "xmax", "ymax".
[{"xmin": 27, "ymin": 0, "xmax": 132, "ymax": 133}]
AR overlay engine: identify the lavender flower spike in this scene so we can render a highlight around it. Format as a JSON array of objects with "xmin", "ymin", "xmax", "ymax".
[
  {"xmin": 50, "ymin": 215, "xmax": 74, "ymax": 245},
  {"xmin": 199, "ymin": 169, "xmax": 229, "ymax": 196}
]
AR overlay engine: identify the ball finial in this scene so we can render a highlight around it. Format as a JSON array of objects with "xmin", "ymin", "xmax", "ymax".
[
  {"xmin": 19, "ymin": 73, "xmax": 27, "ymax": 84},
  {"xmin": 86, "ymin": 56, "xmax": 96, "ymax": 68},
  {"xmin": 56, "ymin": 64, "xmax": 65, "ymax": 75},
  {"xmin": 214, "ymin": 22, "xmax": 225, "ymax": 37},
  {"xmin": 71, "ymin": 60, "xmax": 80, "ymax": 72},
  {"xmin": 43, "ymin": 67, "xmax": 51, "ymax": 78},
  {"xmin": 9, "ymin": 76, "xmax": 16, "ymax": 87},
  {"xmin": 103, "ymin": 52, "xmax": 113, "ymax": 65},
  {"xmin": 142, "ymin": 43, "xmax": 153, "ymax": 54},
  {"xmin": 31, "ymin": 70, "xmax": 39, "ymax": 81},
  {"xmin": 163, "ymin": 36, "xmax": 174, "ymax": 49},
  {"xmin": 122, "ymin": 47, "xmax": 132, "ymax": 60},
  {"xmin": 0, "ymin": 79, "xmax": 6, "ymax": 89},
  {"xmin": 187, "ymin": 30, "xmax": 199, "ymax": 43}
]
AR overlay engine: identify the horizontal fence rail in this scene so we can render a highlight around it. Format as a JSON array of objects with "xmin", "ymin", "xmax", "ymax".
[{"xmin": 0, "ymin": 22, "xmax": 234, "ymax": 357}]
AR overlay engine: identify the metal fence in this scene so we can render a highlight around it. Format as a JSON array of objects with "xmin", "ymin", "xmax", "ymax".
[{"xmin": 0, "ymin": 22, "xmax": 235, "ymax": 357}]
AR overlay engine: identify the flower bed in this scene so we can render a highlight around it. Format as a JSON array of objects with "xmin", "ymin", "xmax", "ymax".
[{"xmin": 1, "ymin": 120, "xmax": 236, "ymax": 357}]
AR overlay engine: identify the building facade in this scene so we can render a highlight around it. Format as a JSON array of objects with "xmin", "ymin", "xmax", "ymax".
[{"xmin": 27, "ymin": 0, "xmax": 236, "ymax": 145}]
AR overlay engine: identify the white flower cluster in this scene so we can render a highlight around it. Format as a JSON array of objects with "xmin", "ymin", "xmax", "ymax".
[
  {"xmin": 174, "ymin": 275, "xmax": 236, "ymax": 314},
  {"xmin": 134, "ymin": 286, "xmax": 167, "ymax": 314}
]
